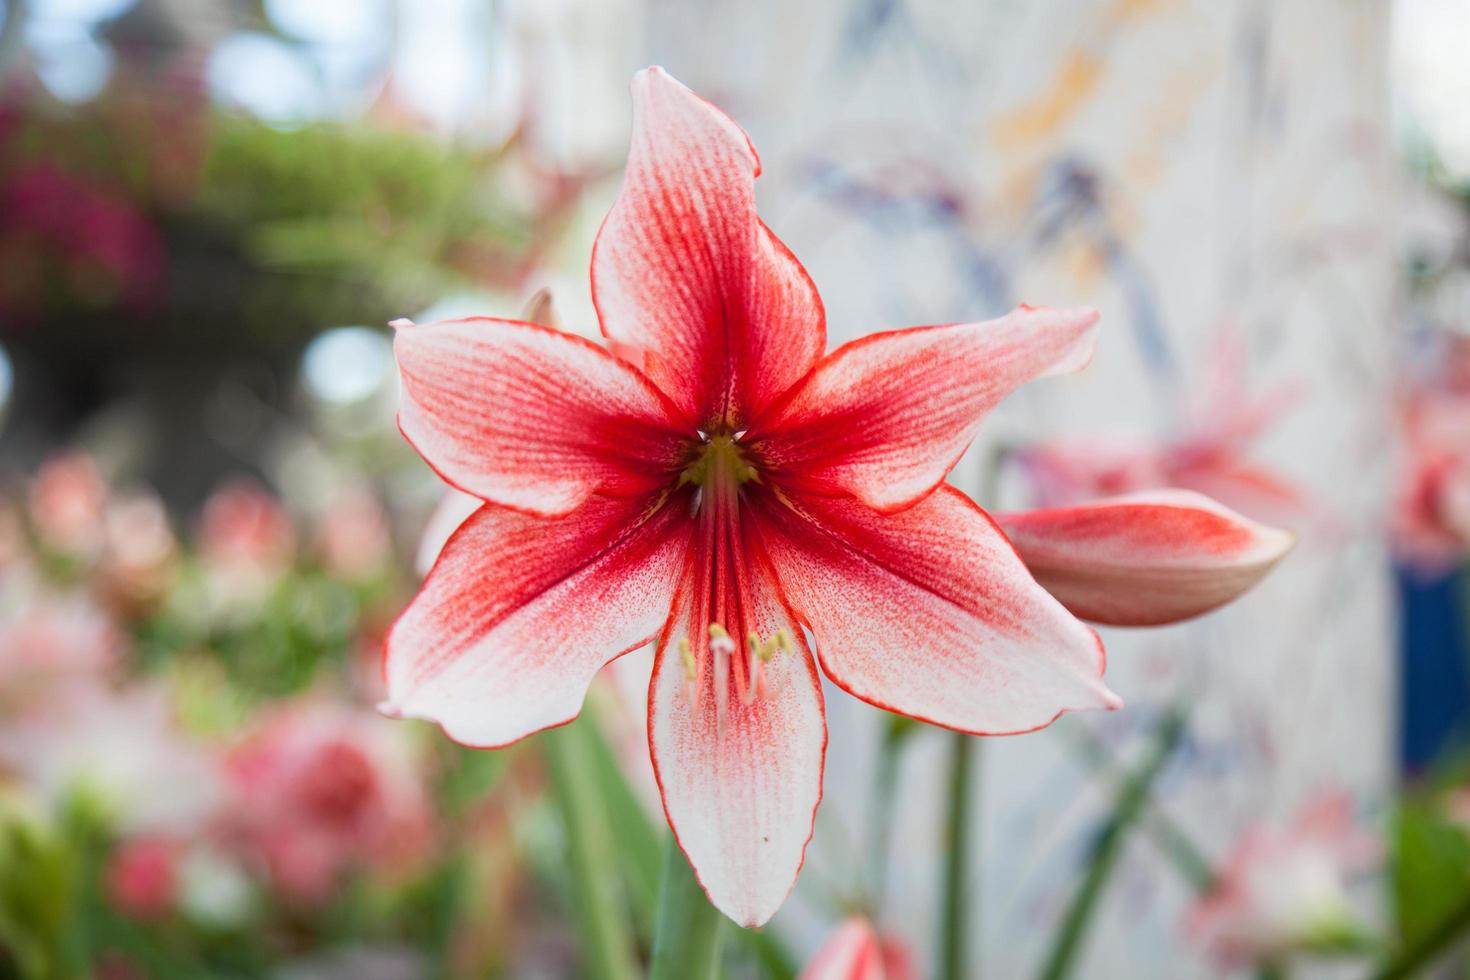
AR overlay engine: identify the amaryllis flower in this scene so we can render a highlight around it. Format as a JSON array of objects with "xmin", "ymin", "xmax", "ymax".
[
  {"xmin": 384, "ymin": 67, "xmax": 1289, "ymax": 925},
  {"xmin": 800, "ymin": 917, "xmax": 917, "ymax": 980},
  {"xmin": 1188, "ymin": 793, "xmax": 1378, "ymax": 966}
]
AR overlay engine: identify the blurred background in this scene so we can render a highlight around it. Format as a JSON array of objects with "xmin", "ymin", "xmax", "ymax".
[{"xmin": 2, "ymin": 0, "xmax": 1470, "ymax": 977}]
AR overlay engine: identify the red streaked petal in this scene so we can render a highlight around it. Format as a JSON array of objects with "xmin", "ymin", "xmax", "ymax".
[
  {"xmin": 752, "ymin": 306, "xmax": 1098, "ymax": 513},
  {"xmin": 760, "ymin": 485, "xmax": 1118, "ymax": 736},
  {"xmin": 383, "ymin": 494, "xmax": 689, "ymax": 748},
  {"xmin": 994, "ymin": 490, "xmax": 1294, "ymax": 627},
  {"xmin": 592, "ymin": 67, "xmax": 824, "ymax": 427},
  {"xmin": 648, "ymin": 535, "xmax": 825, "ymax": 927},
  {"xmin": 394, "ymin": 316, "xmax": 688, "ymax": 518}
]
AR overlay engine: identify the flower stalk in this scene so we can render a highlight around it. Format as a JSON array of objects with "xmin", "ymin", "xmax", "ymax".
[
  {"xmin": 542, "ymin": 720, "xmax": 640, "ymax": 980},
  {"xmin": 1036, "ymin": 708, "xmax": 1188, "ymax": 980},
  {"xmin": 939, "ymin": 731, "xmax": 978, "ymax": 980}
]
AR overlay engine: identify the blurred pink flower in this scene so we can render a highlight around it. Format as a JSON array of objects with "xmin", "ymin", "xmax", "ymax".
[
  {"xmin": 29, "ymin": 452, "xmax": 109, "ymax": 558},
  {"xmin": 315, "ymin": 486, "xmax": 392, "ymax": 581},
  {"xmin": 1391, "ymin": 388, "xmax": 1470, "ymax": 574},
  {"xmin": 100, "ymin": 494, "xmax": 178, "ymax": 616},
  {"xmin": 6, "ymin": 683, "xmax": 220, "ymax": 835},
  {"xmin": 1188, "ymin": 792, "xmax": 1377, "ymax": 966},
  {"xmin": 106, "ymin": 835, "xmax": 179, "ymax": 920},
  {"xmin": 0, "ymin": 587, "xmax": 122, "ymax": 710},
  {"xmin": 220, "ymin": 701, "xmax": 432, "ymax": 904},
  {"xmin": 800, "ymin": 917, "xmax": 917, "ymax": 980},
  {"xmin": 1017, "ymin": 334, "xmax": 1302, "ymax": 525},
  {"xmin": 197, "ymin": 479, "xmax": 296, "ymax": 599}
]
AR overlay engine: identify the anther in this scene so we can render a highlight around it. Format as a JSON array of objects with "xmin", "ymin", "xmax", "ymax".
[{"xmin": 708, "ymin": 623, "xmax": 736, "ymax": 655}]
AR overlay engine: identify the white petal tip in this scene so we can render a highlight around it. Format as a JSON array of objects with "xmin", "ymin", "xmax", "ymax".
[
  {"xmin": 376, "ymin": 700, "xmax": 404, "ymax": 719},
  {"xmin": 388, "ymin": 318, "xmax": 416, "ymax": 331}
]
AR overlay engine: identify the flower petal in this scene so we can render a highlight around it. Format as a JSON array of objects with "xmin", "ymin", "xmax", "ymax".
[
  {"xmin": 648, "ymin": 538, "xmax": 825, "ymax": 927},
  {"xmin": 592, "ymin": 67, "xmax": 824, "ymax": 427},
  {"xmin": 394, "ymin": 316, "xmax": 687, "ymax": 517},
  {"xmin": 751, "ymin": 306, "xmax": 1098, "ymax": 512},
  {"xmin": 994, "ymin": 490, "xmax": 1294, "ymax": 627},
  {"xmin": 760, "ymin": 485, "xmax": 1118, "ymax": 735},
  {"xmin": 383, "ymin": 493, "xmax": 689, "ymax": 748}
]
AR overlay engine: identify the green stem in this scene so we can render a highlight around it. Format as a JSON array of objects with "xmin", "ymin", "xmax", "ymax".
[
  {"xmin": 650, "ymin": 836, "xmax": 727, "ymax": 980},
  {"xmin": 1036, "ymin": 710, "xmax": 1188, "ymax": 980},
  {"xmin": 939, "ymin": 732, "xmax": 978, "ymax": 980},
  {"xmin": 1064, "ymin": 723, "xmax": 1215, "ymax": 893},
  {"xmin": 1368, "ymin": 886, "xmax": 1470, "ymax": 980},
  {"xmin": 870, "ymin": 714, "xmax": 917, "ymax": 912},
  {"xmin": 543, "ymin": 722, "xmax": 640, "ymax": 980}
]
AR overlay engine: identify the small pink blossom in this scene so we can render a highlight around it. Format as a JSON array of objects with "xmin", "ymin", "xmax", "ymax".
[
  {"xmin": 0, "ymin": 586, "xmax": 122, "ymax": 710},
  {"xmin": 199, "ymin": 480, "xmax": 296, "ymax": 572},
  {"xmin": 219, "ymin": 701, "xmax": 432, "ymax": 904},
  {"xmin": 100, "ymin": 494, "xmax": 178, "ymax": 616},
  {"xmin": 315, "ymin": 486, "xmax": 393, "ymax": 581},
  {"xmin": 29, "ymin": 452, "xmax": 109, "ymax": 558},
  {"xmin": 1188, "ymin": 793, "xmax": 1378, "ymax": 966},
  {"xmin": 800, "ymin": 917, "xmax": 917, "ymax": 980},
  {"xmin": 106, "ymin": 835, "xmax": 179, "ymax": 920}
]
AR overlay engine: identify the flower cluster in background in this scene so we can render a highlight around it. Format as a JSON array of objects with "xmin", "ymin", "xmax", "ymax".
[{"xmin": 0, "ymin": 453, "xmax": 529, "ymax": 978}]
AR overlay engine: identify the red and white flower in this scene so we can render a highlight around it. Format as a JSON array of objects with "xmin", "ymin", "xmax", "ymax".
[
  {"xmin": 384, "ymin": 67, "xmax": 1291, "ymax": 925},
  {"xmin": 1188, "ymin": 793, "xmax": 1377, "ymax": 965}
]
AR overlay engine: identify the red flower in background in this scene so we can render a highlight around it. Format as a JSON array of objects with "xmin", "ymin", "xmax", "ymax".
[
  {"xmin": 1393, "ymin": 386, "xmax": 1470, "ymax": 574},
  {"xmin": 196, "ymin": 480, "xmax": 297, "ymax": 602},
  {"xmin": 0, "ymin": 164, "xmax": 164, "ymax": 323},
  {"xmin": 384, "ymin": 68, "xmax": 1292, "ymax": 925},
  {"xmin": 106, "ymin": 835, "xmax": 180, "ymax": 921},
  {"xmin": 220, "ymin": 701, "xmax": 431, "ymax": 905}
]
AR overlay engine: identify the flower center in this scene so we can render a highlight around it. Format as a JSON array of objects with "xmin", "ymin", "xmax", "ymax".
[{"xmin": 681, "ymin": 432, "xmax": 759, "ymax": 492}]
